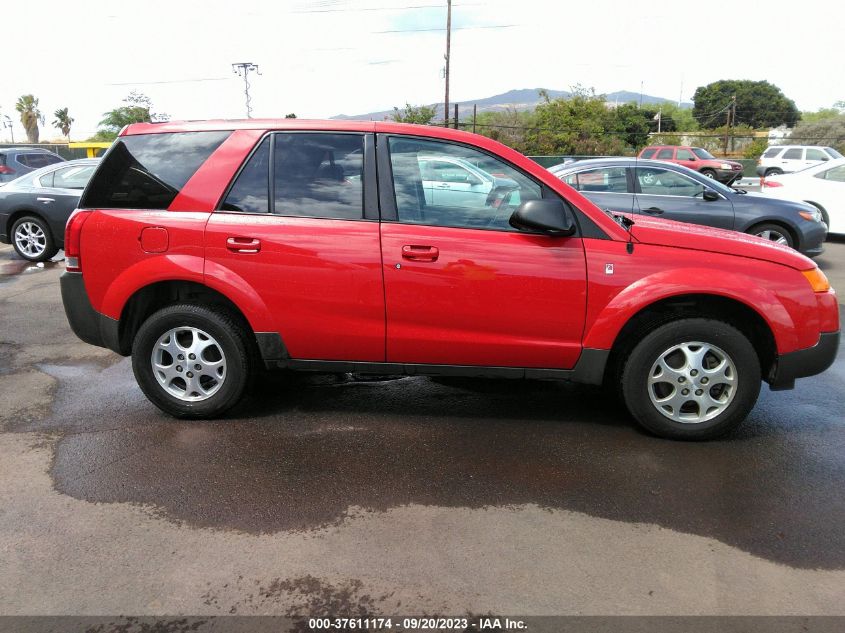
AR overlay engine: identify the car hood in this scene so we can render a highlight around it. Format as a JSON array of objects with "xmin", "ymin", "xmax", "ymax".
[{"xmin": 629, "ymin": 215, "xmax": 814, "ymax": 270}]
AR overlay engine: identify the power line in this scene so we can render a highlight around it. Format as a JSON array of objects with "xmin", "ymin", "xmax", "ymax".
[{"xmin": 376, "ymin": 23, "xmax": 516, "ymax": 33}]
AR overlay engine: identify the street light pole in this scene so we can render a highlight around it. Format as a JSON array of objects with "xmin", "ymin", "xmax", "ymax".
[
  {"xmin": 444, "ymin": 0, "xmax": 451, "ymax": 127},
  {"xmin": 231, "ymin": 62, "xmax": 261, "ymax": 119}
]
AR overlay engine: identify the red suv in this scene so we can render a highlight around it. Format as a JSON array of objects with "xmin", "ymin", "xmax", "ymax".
[
  {"xmin": 61, "ymin": 120, "xmax": 839, "ymax": 440},
  {"xmin": 638, "ymin": 145, "xmax": 744, "ymax": 184}
]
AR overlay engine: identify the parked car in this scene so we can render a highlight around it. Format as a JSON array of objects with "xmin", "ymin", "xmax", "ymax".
[
  {"xmin": 548, "ymin": 158, "xmax": 826, "ymax": 255},
  {"xmin": 637, "ymin": 145, "xmax": 744, "ymax": 184},
  {"xmin": 418, "ymin": 155, "xmax": 519, "ymax": 208},
  {"xmin": 60, "ymin": 120, "xmax": 838, "ymax": 440},
  {"xmin": 756, "ymin": 145, "xmax": 842, "ymax": 177},
  {"xmin": 759, "ymin": 158, "xmax": 845, "ymax": 234},
  {"xmin": 0, "ymin": 148, "xmax": 65, "ymax": 184},
  {"xmin": 0, "ymin": 159, "xmax": 99, "ymax": 261}
]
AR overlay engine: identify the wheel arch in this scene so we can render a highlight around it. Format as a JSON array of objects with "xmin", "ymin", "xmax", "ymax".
[
  {"xmin": 594, "ymin": 293, "xmax": 780, "ymax": 388},
  {"xmin": 744, "ymin": 219, "xmax": 799, "ymax": 249},
  {"xmin": 116, "ymin": 279, "xmax": 262, "ymax": 356}
]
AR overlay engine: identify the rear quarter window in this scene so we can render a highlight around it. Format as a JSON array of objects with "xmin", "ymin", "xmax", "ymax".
[
  {"xmin": 762, "ymin": 147, "xmax": 782, "ymax": 158},
  {"xmin": 81, "ymin": 131, "xmax": 231, "ymax": 209}
]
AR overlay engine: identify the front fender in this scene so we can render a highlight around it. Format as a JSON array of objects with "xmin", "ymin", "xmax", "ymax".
[{"xmin": 582, "ymin": 267, "xmax": 798, "ymax": 353}]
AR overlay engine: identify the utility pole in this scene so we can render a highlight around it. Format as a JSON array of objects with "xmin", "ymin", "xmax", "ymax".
[
  {"xmin": 444, "ymin": 0, "xmax": 452, "ymax": 127},
  {"xmin": 231, "ymin": 62, "xmax": 261, "ymax": 119},
  {"xmin": 454, "ymin": 104, "xmax": 458, "ymax": 129},
  {"xmin": 472, "ymin": 104, "xmax": 477, "ymax": 134},
  {"xmin": 723, "ymin": 94, "xmax": 736, "ymax": 156}
]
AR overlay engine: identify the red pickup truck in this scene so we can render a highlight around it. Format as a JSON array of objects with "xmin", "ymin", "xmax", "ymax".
[{"xmin": 61, "ymin": 120, "xmax": 839, "ymax": 440}]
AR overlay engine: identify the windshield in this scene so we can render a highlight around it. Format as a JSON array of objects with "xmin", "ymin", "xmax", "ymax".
[
  {"xmin": 826, "ymin": 147, "xmax": 843, "ymax": 159},
  {"xmin": 692, "ymin": 148, "xmax": 716, "ymax": 160}
]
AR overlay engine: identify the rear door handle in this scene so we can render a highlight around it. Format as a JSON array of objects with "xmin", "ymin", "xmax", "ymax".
[
  {"xmin": 37, "ymin": 197, "xmax": 54, "ymax": 204},
  {"xmin": 401, "ymin": 245, "xmax": 439, "ymax": 262},
  {"xmin": 642, "ymin": 207, "xmax": 664, "ymax": 215},
  {"xmin": 226, "ymin": 236, "xmax": 261, "ymax": 253}
]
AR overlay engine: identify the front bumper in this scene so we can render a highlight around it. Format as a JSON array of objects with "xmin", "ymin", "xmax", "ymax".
[
  {"xmin": 768, "ymin": 330, "xmax": 840, "ymax": 390},
  {"xmin": 60, "ymin": 271, "xmax": 121, "ymax": 353}
]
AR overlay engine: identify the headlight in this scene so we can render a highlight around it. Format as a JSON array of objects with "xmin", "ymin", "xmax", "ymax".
[
  {"xmin": 799, "ymin": 208, "xmax": 822, "ymax": 222},
  {"xmin": 719, "ymin": 163, "xmax": 731, "ymax": 169}
]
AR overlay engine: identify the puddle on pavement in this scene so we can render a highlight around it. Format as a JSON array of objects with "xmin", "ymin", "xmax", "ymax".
[
  {"xmin": 16, "ymin": 347, "xmax": 845, "ymax": 570},
  {"xmin": 0, "ymin": 253, "xmax": 64, "ymax": 277}
]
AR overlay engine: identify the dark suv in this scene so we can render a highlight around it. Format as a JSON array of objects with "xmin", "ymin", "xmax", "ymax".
[
  {"xmin": 60, "ymin": 120, "xmax": 839, "ymax": 440},
  {"xmin": 0, "ymin": 148, "xmax": 65, "ymax": 183}
]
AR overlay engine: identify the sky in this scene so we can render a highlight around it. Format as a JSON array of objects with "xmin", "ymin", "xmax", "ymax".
[{"xmin": 0, "ymin": 0, "xmax": 842, "ymax": 142}]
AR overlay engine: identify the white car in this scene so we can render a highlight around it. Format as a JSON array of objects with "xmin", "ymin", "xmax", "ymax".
[
  {"xmin": 760, "ymin": 158, "xmax": 845, "ymax": 234},
  {"xmin": 757, "ymin": 145, "xmax": 842, "ymax": 177}
]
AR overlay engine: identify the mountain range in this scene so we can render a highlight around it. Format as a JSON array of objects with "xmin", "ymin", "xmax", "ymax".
[{"xmin": 331, "ymin": 88, "xmax": 692, "ymax": 121}]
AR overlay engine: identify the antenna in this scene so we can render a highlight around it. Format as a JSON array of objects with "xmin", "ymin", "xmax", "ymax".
[{"xmin": 231, "ymin": 62, "xmax": 261, "ymax": 118}]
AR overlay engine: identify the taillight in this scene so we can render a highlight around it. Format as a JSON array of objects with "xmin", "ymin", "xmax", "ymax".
[
  {"xmin": 64, "ymin": 210, "xmax": 92, "ymax": 272},
  {"xmin": 0, "ymin": 165, "xmax": 15, "ymax": 175},
  {"xmin": 762, "ymin": 179, "xmax": 783, "ymax": 188}
]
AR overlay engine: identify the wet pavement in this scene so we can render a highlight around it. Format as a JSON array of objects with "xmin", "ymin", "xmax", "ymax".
[{"xmin": 1, "ymin": 241, "xmax": 844, "ymax": 615}]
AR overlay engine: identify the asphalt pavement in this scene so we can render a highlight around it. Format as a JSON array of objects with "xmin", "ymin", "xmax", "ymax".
[{"xmin": 0, "ymin": 239, "xmax": 844, "ymax": 616}]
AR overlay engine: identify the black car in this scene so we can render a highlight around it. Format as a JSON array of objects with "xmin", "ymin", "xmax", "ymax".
[
  {"xmin": 0, "ymin": 158, "xmax": 99, "ymax": 261},
  {"xmin": 0, "ymin": 147, "xmax": 65, "ymax": 183},
  {"xmin": 549, "ymin": 158, "xmax": 827, "ymax": 257}
]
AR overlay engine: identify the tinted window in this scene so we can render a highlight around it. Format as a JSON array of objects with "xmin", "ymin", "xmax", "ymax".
[
  {"xmin": 806, "ymin": 148, "xmax": 828, "ymax": 161},
  {"xmin": 782, "ymin": 148, "xmax": 803, "ymax": 160},
  {"xmin": 640, "ymin": 148, "xmax": 656, "ymax": 159},
  {"xmin": 272, "ymin": 133, "xmax": 363, "ymax": 219},
  {"xmin": 81, "ymin": 131, "xmax": 230, "ymax": 209},
  {"xmin": 19, "ymin": 153, "xmax": 63, "ymax": 169},
  {"xmin": 636, "ymin": 167, "xmax": 702, "ymax": 197},
  {"xmin": 52, "ymin": 164, "xmax": 96, "ymax": 190},
  {"xmin": 221, "ymin": 137, "xmax": 270, "ymax": 213},
  {"xmin": 676, "ymin": 149, "xmax": 694, "ymax": 160},
  {"xmin": 388, "ymin": 136, "xmax": 541, "ymax": 231},
  {"xmin": 762, "ymin": 147, "xmax": 782, "ymax": 158},
  {"xmin": 656, "ymin": 148, "xmax": 674, "ymax": 159},
  {"xmin": 569, "ymin": 167, "xmax": 628, "ymax": 193}
]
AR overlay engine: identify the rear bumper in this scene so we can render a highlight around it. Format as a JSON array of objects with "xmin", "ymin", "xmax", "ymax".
[
  {"xmin": 60, "ymin": 271, "xmax": 121, "ymax": 353},
  {"xmin": 768, "ymin": 330, "xmax": 840, "ymax": 389}
]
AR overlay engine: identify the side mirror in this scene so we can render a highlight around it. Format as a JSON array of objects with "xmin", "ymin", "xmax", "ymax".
[
  {"xmin": 688, "ymin": 155, "xmax": 697, "ymax": 161},
  {"xmin": 467, "ymin": 175, "xmax": 484, "ymax": 186},
  {"xmin": 702, "ymin": 188, "xmax": 720, "ymax": 201},
  {"xmin": 509, "ymin": 199, "xmax": 576, "ymax": 236}
]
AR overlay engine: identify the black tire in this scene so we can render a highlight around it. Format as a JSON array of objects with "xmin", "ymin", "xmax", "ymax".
[
  {"xmin": 764, "ymin": 168, "xmax": 783, "ymax": 177},
  {"xmin": 700, "ymin": 168, "xmax": 717, "ymax": 179},
  {"xmin": 748, "ymin": 222, "xmax": 794, "ymax": 248},
  {"xmin": 11, "ymin": 215, "xmax": 58, "ymax": 262},
  {"xmin": 131, "ymin": 304, "xmax": 255, "ymax": 418},
  {"xmin": 621, "ymin": 318, "xmax": 761, "ymax": 440}
]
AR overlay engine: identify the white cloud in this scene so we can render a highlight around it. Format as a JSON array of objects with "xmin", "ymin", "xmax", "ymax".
[{"xmin": 1, "ymin": 0, "xmax": 841, "ymax": 142}]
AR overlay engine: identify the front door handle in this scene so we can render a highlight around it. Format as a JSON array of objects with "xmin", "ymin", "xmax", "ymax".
[
  {"xmin": 226, "ymin": 236, "xmax": 261, "ymax": 253},
  {"xmin": 401, "ymin": 245, "xmax": 439, "ymax": 262},
  {"xmin": 435, "ymin": 183, "xmax": 450, "ymax": 189},
  {"xmin": 37, "ymin": 197, "xmax": 54, "ymax": 204},
  {"xmin": 642, "ymin": 207, "xmax": 664, "ymax": 215}
]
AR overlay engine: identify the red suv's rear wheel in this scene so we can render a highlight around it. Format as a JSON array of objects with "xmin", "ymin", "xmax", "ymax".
[{"xmin": 132, "ymin": 304, "xmax": 254, "ymax": 418}]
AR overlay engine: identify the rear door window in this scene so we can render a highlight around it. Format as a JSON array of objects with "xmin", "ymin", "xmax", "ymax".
[
  {"xmin": 81, "ymin": 131, "xmax": 231, "ymax": 209},
  {"xmin": 762, "ymin": 147, "xmax": 782, "ymax": 158},
  {"xmin": 640, "ymin": 148, "xmax": 656, "ymax": 159},
  {"xmin": 18, "ymin": 154, "xmax": 63, "ymax": 168},
  {"xmin": 656, "ymin": 148, "xmax": 674, "ymax": 159},
  {"xmin": 51, "ymin": 164, "xmax": 97, "ymax": 190},
  {"xmin": 782, "ymin": 148, "xmax": 803, "ymax": 160},
  {"xmin": 272, "ymin": 133, "xmax": 364, "ymax": 219},
  {"xmin": 570, "ymin": 167, "xmax": 629, "ymax": 193}
]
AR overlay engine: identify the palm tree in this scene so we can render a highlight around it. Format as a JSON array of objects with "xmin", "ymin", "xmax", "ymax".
[
  {"xmin": 53, "ymin": 107, "xmax": 74, "ymax": 141},
  {"xmin": 15, "ymin": 95, "xmax": 44, "ymax": 143}
]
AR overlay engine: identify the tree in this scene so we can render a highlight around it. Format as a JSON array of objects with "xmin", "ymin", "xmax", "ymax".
[
  {"xmin": 15, "ymin": 94, "xmax": 44, "ymax": 143},
  {"xmin": 285, "ymin": 113, "xmax": 297, "ymax": 119},
  {"xmin": 52, "ymin": 107, "xmax": 74, "ymax": 140},
  {"xmin": 692, "ymin": 80, "xmax": 799, "ymax": 129},
  {"xmin": 391, "ymin": 102, "xmax": 436, "ymax": 125},
  {"xmin": 95, "ymin": 91, "xmax": 167, "ymax": 140},
  {"xmin": 788, "ymin": 115, "xmax": 845, "ymax": 154}
]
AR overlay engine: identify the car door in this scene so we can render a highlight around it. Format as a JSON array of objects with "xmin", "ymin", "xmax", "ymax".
[
  {"xmin": 205, "ymin": 132, "xmax": 385, "ymax": 362},
  {"xmin": 809, "ymin": 164, "xmax": 845, "ymax": 233},
  {"xmin": 780, "ymin": 147, "xmax": 804, "ymax": 172},
  {"xmin": 633, "ymin": 165, "xmax": 735, "ymax": 229},
  {"xmin": 379, "ymin": 134, "xmax": 587, "ymax": 369},
  {"xmin": 36, "ymin": 164, "xmax": 98, "ymax": 240},
  {"xmin": 558, "ymin": 165, "xmax": 634, "ymax": 214},
  {"xmin": 674, "ymin": 148, "xmax": 698, "ymax": 171}
]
